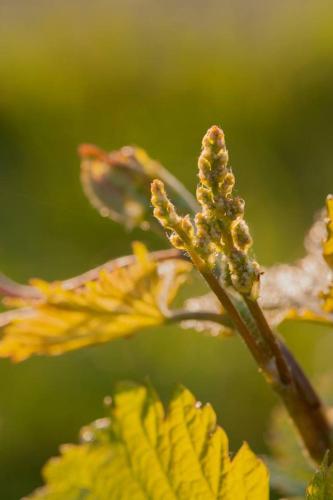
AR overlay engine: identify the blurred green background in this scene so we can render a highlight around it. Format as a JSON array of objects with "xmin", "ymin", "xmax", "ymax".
[{"xmin": 1, "ymin": 0, "xmax": 333, "ymax": 497}]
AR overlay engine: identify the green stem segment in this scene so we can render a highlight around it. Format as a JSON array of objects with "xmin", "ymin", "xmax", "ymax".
[
  {"xmin": 277, "ymin": 342, "xmax": 332, "ymax": 464},
  {"xmin": 245, "ymin": 298, "xmax": 292, "ymax": 384},
  {"xmin": 150, "ymin": 123, "xmax": 332, "ymax": 464},
  {"xmin": 173, "ymin": 237, "xmax": 332, "ymax": 464},
  {"xmin": 246, "ymin": 298, "xmax": 331, "ymax": 464},
  {"xmin": 167, "ymin": 310, "xmax": 232, "ymax": 328},
  {"xmin": 169, "ymin": 301, "xmax": 332, "ymax": 464}
]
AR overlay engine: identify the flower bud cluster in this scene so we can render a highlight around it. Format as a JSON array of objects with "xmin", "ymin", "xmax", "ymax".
[
  {"xmin": 151, "ymin": 180, "xmax": 194, "ymax": 252},
  {"xmin": 196, "ymin": 126, "xmax": 260, "ymax": 298},
  {"xmin": 151, "ymin": 179, "xmax": 181, "ymax": 229},
  {"xmin": 151, "ymin": 126, "xmax": 260, "ymax": 299}
]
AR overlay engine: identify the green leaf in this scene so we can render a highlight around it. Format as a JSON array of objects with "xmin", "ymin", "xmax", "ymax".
[
  {"xmin": 28, "ymin": 383, "xmax": 269, "ymax": 499},
  {"xmin": 0, "ymin": 243, "xmax": 191, "ymax": 361},
  {"xmin": 306, "ymin": 453, "xmax": 333, "ymax": 499}
]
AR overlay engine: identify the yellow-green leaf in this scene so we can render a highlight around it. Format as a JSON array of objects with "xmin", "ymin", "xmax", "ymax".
[
  {"xmin": 306, "ymin": 453, "xmax": 333, "ymax": 499},
  {"xmin": 323, "ymin": 289, "xmax": 333, "ymax": 314},
  {"xmin": 323, "ymin": 195, "xmax": 333, "ymax": 269},
  {"xmin": 28, "ymin": 382, "xmax": 269, "ymax": 500},
  {"xmin": 283, "ymin": 308, "xmax": 333, "ymax": 328},
  {"xmin": 320, "ymin": 196, "xmax": 333, "ymax": 315},
  {"xmin": 0, "ymin": 243, "xmax": 190, "ymax": 362}
]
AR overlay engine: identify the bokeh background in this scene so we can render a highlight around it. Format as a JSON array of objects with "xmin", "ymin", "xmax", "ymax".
[{"xmin": 1, "ymin": 0, "xmax": 333, "ymax": 497}]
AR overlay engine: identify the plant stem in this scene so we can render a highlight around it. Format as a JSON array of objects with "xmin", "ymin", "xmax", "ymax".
[
  {"xmin": 244, "ymin": 297, "xmax": 332, "ymax": 464},
  {"xmin": 167, "ymin": 310, "xmax": 233, "ymax": 328},
  {"xmin": 277, "ymin": 342, "xmax": 332, "ymax": 464},
  {"xmin": 171, "ymin": 235, "xmax": 332, "ymax": 463},
  {"xmin": 180, "ymin": 243, "xmax": 273, "ymax": 374},
  {"xmin": 169, "ymin": 294, "xmax": 332, "ymax": 463},
  {"xmin": 245, "ymin": 298, "xmax": 292, "ymax": 384}
]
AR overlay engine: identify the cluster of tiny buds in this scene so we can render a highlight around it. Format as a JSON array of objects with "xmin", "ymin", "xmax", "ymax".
[
  {"xmin": 151, "ymin": 126, "xmax": 261, "ymax": 299},
  {"xmin": 150, "ymin": 179, "xmax": 180, "ymax": 230},
  {"xmin": 196, "ymin": 126, "xmax": 260, "ymax": 298},
  {"xmin": 151, "ymin": 180, "xmax": 194, "ymax": 251}
]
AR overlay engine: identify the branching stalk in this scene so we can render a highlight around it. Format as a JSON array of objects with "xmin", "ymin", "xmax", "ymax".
[
  {"xmin": 169, "ymin": 294, "xmax": 332, "ymax": 464},
  {"xmin": 245, "ymin": 298, "xmax": 292, "ymax": 384},
  {"xmin": 166, "ymin": 310, "xmax": 232, "ymax": 328},
  {"xmin": 150, "ymin": 124, "xmax": 333, "ymax": 464},
  {"xmin": 245, "ymin": 297, "xmax": 331, "ymax": 463}
]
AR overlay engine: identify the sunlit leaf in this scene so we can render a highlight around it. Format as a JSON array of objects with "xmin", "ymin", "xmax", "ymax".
[
  {"xmin": 80, "ymin": 144, "xmax": 197, "ymax": 232},
  {"xmin": 0, "ymin": 243, "xmax": 191, "ymax": 362},
  {"xmin": 283, "ymin": 308, "xmax": 333, "ymax": 329},
  {"xmin": 323, "ymin": 195, "xmax": 333, "ymax": 269},
  {"xmin": 28, "ymin": 382, "xmax": 269, "ymax": 500},
  {"xmin": 319, "ymin": 195, "xmax": 333, "ymax": 317},
  {"xmin": 306, "ymin": 453, "xmax": 333, "ymax": 499}
]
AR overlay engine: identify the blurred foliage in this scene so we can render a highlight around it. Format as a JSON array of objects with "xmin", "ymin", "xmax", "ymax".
[{"xmin": 1, "ymin": 1, "xmax": 333, "ymax": 498}]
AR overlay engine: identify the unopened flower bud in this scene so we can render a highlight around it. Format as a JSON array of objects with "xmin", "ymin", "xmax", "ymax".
[
  {"xmin": 198, "ymin": 126, "xmax": 229, "ymax": 188},
  {"xmin": 198, "ymin": 157, "xmax": 212, "ymax": 186},
  {"xmin": 220, "ymin": 171, "xmax": 235, "ymax": 195},
  {"xmin": 232, "ymin": 220, "xmax": 253, "ymax": 251},
  {"xmin": 228, "ymin": 250, "xmax": 260, "ymax": 298},
  {"xmin": 225, "ymin": 197, "xmax": 245, "ymax": 220},
  {"xmin": 181, "ymin": 215, "xmax": 195, "ymax": 239},
  {"xmin": 169, "ymin": 233, "xmax": 186, "ymax": 250},
  {"xmin": 196, "ymin": 186, "xmax": 213, "ymax": 210},
  {"xmin": 195, "ymin": 213, "xmax": 211, "ymax": 244},
  {"xmin": 202, "ymin": 126, "xmax": 227, "ymax": 156}
]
